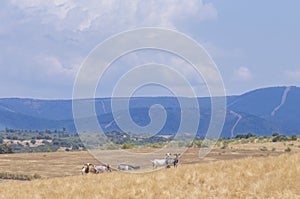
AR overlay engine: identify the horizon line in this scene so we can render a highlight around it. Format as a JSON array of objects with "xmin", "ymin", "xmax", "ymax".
[{"xmin": 0, "ymin": 85, "xmax": 296, "ymax": 101}]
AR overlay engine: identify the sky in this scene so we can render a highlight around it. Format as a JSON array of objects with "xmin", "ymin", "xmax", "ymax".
[{"xmin": 0, "ymin": 0, "xmax": 299, "ymax": 99}]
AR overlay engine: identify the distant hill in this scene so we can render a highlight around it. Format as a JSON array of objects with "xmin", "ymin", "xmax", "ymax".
[{"xmin": 0, "ymin": 86, "xmax": 299, "ymax": 137}]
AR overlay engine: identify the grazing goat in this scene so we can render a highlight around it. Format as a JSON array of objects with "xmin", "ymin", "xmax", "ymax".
[
  {"xmin": 151, "ymin": 158, "xmax": 168, "ymax": 169},
  {"xmin": 151, "ymin": 153, "xmax": 173, "ymax": 169},
  {"xmin": 94, "ymin": 164, "xmax": 112, "ymax": 173},
  {"xmin": 81, "ymin": 163, "xmax": 99, "ymax": 174},
  {"xmin": 167, "ymin": 153, "xmax": 180, "ymax": 168},
  {"xmin": 81, "ymin": 164, "xmax": 89, "ymax": 175},
  {"xmin": 88, "ymin": 163, "xmax": 98, "ymax": 174},
  {"xmin": 118, "ymin": 164, "xmax": 140, "ymax": 171},
  {"xmin": 165, "ymin": 153, "xmax": 172, "ymax": 157}
]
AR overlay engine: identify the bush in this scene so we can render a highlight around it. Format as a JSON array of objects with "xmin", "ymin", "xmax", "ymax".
[
  {"xmin": 271, "ymin": 147, "xmax": 276, "ymax": 151},
  {"xmin": 0, "ymin": 144, "xmax": 14, "ymax": 154},
  {"xmin": 146, "ymin": 142, "xmax": 166, "ymax": 148},
  {"xmin": 121, "ymin": 143, "xmax": 134, "ymax": 149},
  {"xmin": 192, "ymin": 140, "xmax": 202, "ymax": 148},
  {"xmin": 178, "ymin": 141, "xmax": 188, "ymax": 147},
  {"xmin": 272, "ymin": 135, "xmax": 288, "ymax": 142},
  {"xmin": 0, "ymin": 172, "xmax": 41, "ymax": 180},
  {"xmin": 104, "ymin": 142, "xmax": 119, "ymax": 150},
  {"xmin": 260, "ymin": 146, "xmax": 268, "ymax": 151},
  {"xmin": 42, "ymin": 140, "xmax": 49, "ymax": 145},
  {"xmin": 240, "ymin": 138, "xmax": 249, "ymax": 144},
  {"xmin": 291, "ymin": 135, "xmax": 297, "ymax": 141},
  {"xmin": 284, "ymin": 147, "xmax": 291, "ymax": 152},
  {"xmin": 72, "ymin": 145, "xmax": 79, "ymax": 150},
  {"xmin": 272, "ymin": 132, "xmax": 279, "ymax": 137},
  {"xmin": 235, "ymin": 133, "xmax": 255, "ymax": 139}
]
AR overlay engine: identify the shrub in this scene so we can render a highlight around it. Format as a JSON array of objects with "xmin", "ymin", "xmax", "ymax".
[
  {"xmin": 235, "ymin": 133, "xmax": 255, "ymax": 139},
  {"xmin": 271, "ymin": 147, "xmax": 276, "ymax": 151},
  {"xmin": 72, "ymin": 145, "xmax": 79, "ymax": 150},
  {"xmin": 192, "ymin": 140, "xmax": 202, "ymax": 148},
  {"xmin": 272, "ymin": 135, "xmax": 288, "ymax": 142},
  {"xmin": 241, "ymin": 138, "xmax": 249, "ymax": 144},
  {"xmin": 291, "ymin": 135, "xmax": 297, "ymax": 141},
  {"xmin": 0, "ymin": 172, "xmax": 41, "ymax": 180},
  {"xmin": 284, "ymin": 147, "xmax": 291, "ymax": 152},
  {"xmin": 272, "ymin": 132, "xmax": 279, "ymax": 137},
  {"xmin": 0, "ymin": 144, "xmax": 14, "ymax": 154},
  {"xmin": 178, "ymin": 141, "xmax": 188, "ymax": 147},
  {"xmin": 121, "ymin": 142, "xmax": 134, "ymax": 149},
  {"xmin": 260, "ymin": 146, "xmax": 268, "ymax": 151},
  {"xmin": 42, "ymin": 140, "xmax": 49, "ymax": 145},
  {"xmin": 221, "ymin": 142, "xmax": 228, "ymax": 149},
  {"xmin": 146, "ymin": 142, "xmax": 166, "ymax": 148},
  {"xmin": 104, "ymin": 142, "xmax": 119, "ymax": 150}
]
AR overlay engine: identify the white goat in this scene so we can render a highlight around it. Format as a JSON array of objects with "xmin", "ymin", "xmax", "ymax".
[
  {"xmin": 151, "ymin": 153, "xmax": 172, "ymax": 169},
  {"xmin": 94, "ymin": 164, "xmax": 112, "ymax": 173},
  {"xmin": 166, "ymin": 153, "xmax": 180, "ymax": 168},
  {"xmin": 118, "ymin": 164, "xmax": 140, "ymax": 171}
]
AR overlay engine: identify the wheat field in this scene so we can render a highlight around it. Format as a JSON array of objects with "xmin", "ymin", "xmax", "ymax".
[{"xmin": 0, "ymin": 152, "xmax": 299, "ymax": 199}]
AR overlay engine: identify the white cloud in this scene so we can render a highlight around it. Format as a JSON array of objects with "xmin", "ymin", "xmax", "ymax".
[
  {"xmin": 9, "ymin": 0, "xmax": 76, "ymax": 20},
  {"xmin": 234, "ymin": 66, "xmax": 252, "ymax": 81},
  {"xmin": 34, "ymin": 54, "xmax": 77, "ymax": 79},
  {"xmin": 0, "ymin": 0, "xmax": 218, "ymax": 98},
  {"xmin": 8, "ymin": 0, "xmax": 217, "ymax": 32}
]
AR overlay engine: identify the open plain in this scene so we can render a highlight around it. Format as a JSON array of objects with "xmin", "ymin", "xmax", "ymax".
[{"xmin": 0, "ymin": 140, "xmax": 300, "ymax": 198}]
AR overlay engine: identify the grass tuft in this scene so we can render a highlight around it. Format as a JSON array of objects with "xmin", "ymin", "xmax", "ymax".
[{"xmin": 0, "ymin": 172, "xmax": 41, "ymax": 181}]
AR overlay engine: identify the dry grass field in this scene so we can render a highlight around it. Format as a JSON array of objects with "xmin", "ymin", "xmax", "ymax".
[
  {"xmin": 0, "ymin": 152, "xmax": 299, "ymax": 199},
  {"xmin": 0, "ymin": 140, "xmax": 300, "ymax": 198}
]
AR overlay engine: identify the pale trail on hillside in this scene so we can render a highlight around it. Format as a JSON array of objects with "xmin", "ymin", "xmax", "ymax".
[
  {"xmin": 104, "ymin": 120, "xmax": 115, "ymax": 129},
  {"xmin": 229, "ymin": 110, "xmax": 242, "ymax": 138},
  {"xmin": 104, "ymin": 116, "xmax": 121, "ymax": 129},
  {"xmin": 271, "ymin": 86, "xmax": 291, "ymax": 116},
  {"xmin": 101, "ymin": 100, "xmax": 107, "ymax": 114},
  {"xmin": 0, "ymin": 105, "xmax": 15, "ymax": 113}
]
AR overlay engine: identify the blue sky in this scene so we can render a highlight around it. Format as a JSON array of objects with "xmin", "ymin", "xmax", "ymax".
[{"xmin": 0, "ymin": 0, "xmax": 299, "ymax": 99}]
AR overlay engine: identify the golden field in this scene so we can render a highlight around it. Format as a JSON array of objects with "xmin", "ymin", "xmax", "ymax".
[{"xmin": 0, "ymin": 140, "xmax": 299, "ymax": 198}]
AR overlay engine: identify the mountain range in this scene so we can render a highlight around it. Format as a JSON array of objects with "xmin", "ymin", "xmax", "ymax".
[{"xmin": 0, "ymin": 86, "xmax": 299, "ymax": 137}]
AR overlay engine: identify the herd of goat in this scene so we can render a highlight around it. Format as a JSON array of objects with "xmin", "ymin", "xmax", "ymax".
[{"xmin": 81, "ymin": 153, "xmax": 180, "ymax": 174}]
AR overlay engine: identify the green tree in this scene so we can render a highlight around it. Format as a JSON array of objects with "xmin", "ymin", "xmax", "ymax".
[
  {"xmin": 291, "ymin": 135, "xmax": 297, "ymax": 141},
  {"xmin": 272, "ymin": 132, "xmax": 279, "ymax": 137},
  {"xmin": 0, "ymin": 144, "xmax": 14, "ymax": 154},
  {"xmin": 30, "ymin": 139, "xmax": 36, "ymax": 145}
]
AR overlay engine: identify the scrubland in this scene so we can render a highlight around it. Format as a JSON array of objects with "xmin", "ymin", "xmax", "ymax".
[{"xmin": 0, "ymin": 152, "xmax": 299, "ymax": 199}]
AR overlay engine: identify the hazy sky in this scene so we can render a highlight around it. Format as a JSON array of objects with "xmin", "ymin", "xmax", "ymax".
[{"xmin": 0, "ymin": 0, "xmax": 299, "ymax": 99}]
